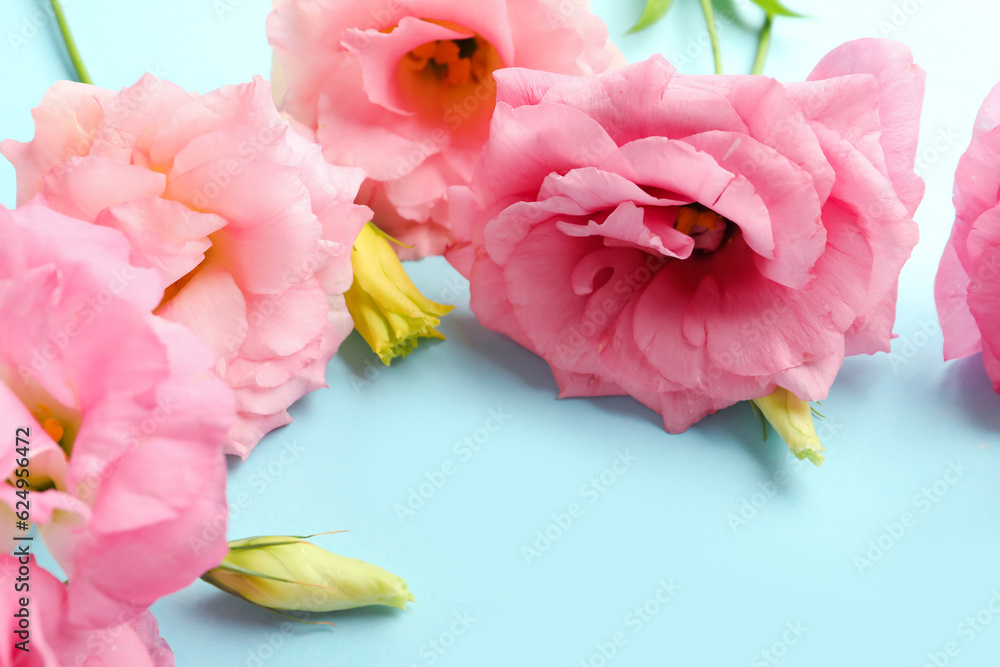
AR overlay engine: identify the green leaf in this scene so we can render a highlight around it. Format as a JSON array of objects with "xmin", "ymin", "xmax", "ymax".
[
  {"xmin": 628, "ymin": 0, "xmax": 675, "ymax": 33},
  {"xmin": 749, "ymin": 0, "xmax": 804, "ymax": 17}
]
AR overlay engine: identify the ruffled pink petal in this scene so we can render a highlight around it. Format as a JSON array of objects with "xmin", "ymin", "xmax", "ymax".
[
  {"xmin": 88, "ymin": 75, "xmax": 196, "ymax": 166},
  {"xmin": 682, "ymin": 74, "xmax": 836, "ymax": 205},
  {"xmin": 41, "ymin": 155, "xmax": 167, "ymax": 222},
  {"xmin": 229, "ymin": 410, "xmax": 294, "ymax": 459},
  {"xmin": 473, "ymin": 100, "xmax": 620, "ymax": 207},
  {"xmin": 555, "ymin": 201, "xmax": 694, "ymax": 259},
  {"xmin": 239, "ymin": 278, "xmax": 329, "ymax": 360},
  {"xmin": 315, "ymin": 62, "xmax": 443, "ymax": 180},
  {"xmin": 680, "ymin": 130, "xmax": 826, "ymax": 289},
  {"xmin": 0, "ymin": 82, "xmax": 112, "ymax": 205},
  {"xmin": 94, "ymin": 198, "xmax": 227, "ymax": 286},
  {"xmin": 808, "ymin": 123, "xmax": 918, "ymax": 353},
  {"xmin": 607, "ymin": 136, "xmax": 777, "ymax": 260},
  {"xmin": 968, "ymin": 242, "xmax": 1000, "ymax": 392},
  {"xmin": 935, "ymin": 231, "xmax": 982, "ymax": 360},
  {"xmin": 807, "ymin": 38, "xmax": 925, "ymax": 216},
  {"xmin": 156, "ymin": 264, "xmax": 248, "ymax": 362}
]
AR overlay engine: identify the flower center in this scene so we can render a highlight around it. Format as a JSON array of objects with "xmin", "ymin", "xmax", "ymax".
[
  {"xmin": 0, "ymin": 365, "xmax": 79, "ymax": 493},
  {"xmin": 405, "ymin": 37, "xmax": 487, "ymax": 86},
  {"xmin": 0, "ymin": 363, "xmax": 82, "ymax": 458},
  {"xmin": 674, "ymin": 205, "xmax": 729, "ymax": 253},
  {"xmin": 34, "ymin": 408, "xmax": 65, "ymax": 443},
  {"xmin": 397, "ymin": 25, "xmax": 502, "ymax": 131}
]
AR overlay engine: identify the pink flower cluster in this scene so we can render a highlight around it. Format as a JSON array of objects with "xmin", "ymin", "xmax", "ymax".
[
  {"xmin": 2, "ymin": 75, "xmax": 370, "ymax": 459},
  {"xmin": 10, "ymin": 0, "xmax": 1000, "ymax": 659},
  {"xmin": 0, "ymin": 199, "xmax": 231, "ymax": 664},
  {"xmin": 267, "ymin": 0, "xmax": 623, "ymax": 258},
  {"xmin": 0, "ymin": 72, "xmax": 370, "ymax": 663}
]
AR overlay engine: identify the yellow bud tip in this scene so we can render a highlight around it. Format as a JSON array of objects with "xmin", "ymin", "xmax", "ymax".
[
  {"xmin": 345, "ymin": 223, "xmax": 455, "ymax": 365},
  {"xmin": 752, "ymin": 387, "xmax": 826, "ymax": 467}
]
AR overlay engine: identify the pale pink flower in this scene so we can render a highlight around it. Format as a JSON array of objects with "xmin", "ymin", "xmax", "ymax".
[
  {"xmin": 0, "ymin": 199, "xmax": 233, "ymax": 627},
  {"xmin": 0, "ymin": 555, "xmax": 174, "ymax": 666},
  {"xmin": 267, "ymin": 0, "xmax": 623, "ymax": 258},
  {"xmin": 446, "ymin": 39, "xmax": 924, "ymax": 432},
  {"xmin": 1, "ymin": 75, "xmax": 371, "ymax": 458},
  {"xmin": 935, "ymin": 83, "xmax": 1000, "ymax": 391}
]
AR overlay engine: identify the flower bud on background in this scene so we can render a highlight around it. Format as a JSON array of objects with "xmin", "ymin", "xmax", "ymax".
[
  {"xmin": 752, "ymin": 388, "xmax": 827, "ymax": 466},
  {"xmin": 201, "ymin": 535, "xmax": 416, "ymax": 612},
  {"xmin": 346, "ymin": 223, "xmax": 454, "ymax": 364}
]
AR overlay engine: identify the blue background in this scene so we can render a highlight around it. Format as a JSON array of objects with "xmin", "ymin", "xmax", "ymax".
[{"xmin": 3, "ymin": 0, "xmax": 1000, "ymax": 665}]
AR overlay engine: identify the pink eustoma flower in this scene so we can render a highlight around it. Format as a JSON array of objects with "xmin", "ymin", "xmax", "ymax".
[
  {"xmin": 0, "ymin": 199, "xmax": 233, "ymax": 628},
  {"xmin": 0, "ymin": 555, "xmax": 174, "ymax": 666},
  {"xmin": 935, "ymin": 83, "xmax": 1000, "ymax": 392},
  {"xmin": 1, "ymin": 75, "xmax": 371, "ymax": 458},
  {"xmin": 446, "ymin": 39, "xmax": 924, "ymax": 432},
  {"xmin": 267, "ymin": 0, "xmax": 623, "ymax": 258}
]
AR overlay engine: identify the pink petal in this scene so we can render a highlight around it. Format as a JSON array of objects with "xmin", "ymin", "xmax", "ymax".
[
  {"xmin": 807, "ymin": 38, "xmax": 925, "ymax": 216},
  {"xmin": 94, "ymin": 198, "xmax": 227, "ymax": 287},
  {"xmin": 935, "ymin": 231, "xmax": 982, "ymax": 360},
  {"xmin": 156, "ymin": 265, "xmax": 248, "ymax": 362},
  {"xmin": 41, "ymin": 156, "xmax": 167, "ymax": 222}
]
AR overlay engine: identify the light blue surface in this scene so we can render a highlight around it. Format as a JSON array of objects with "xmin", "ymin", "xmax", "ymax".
[{"xmin": 2, "ymin": 0, "xmax": 999, "ymax": 665}]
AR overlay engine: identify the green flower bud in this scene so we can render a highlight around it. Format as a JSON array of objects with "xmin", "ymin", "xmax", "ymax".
[{"xmin": 201, "ymin": 536, "xmax": 415, "ymax": 613}]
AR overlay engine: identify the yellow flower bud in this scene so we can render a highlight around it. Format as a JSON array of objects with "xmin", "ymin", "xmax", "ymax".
[
  {"xmin": 752, "ymin": 387, "xmax": 827, "ymax": 466},
  {"xmin": 345, "ymin": 223, "xmax": 454, "ymax": 365},
  {"xmin": 201, "ymin": 536, "xmax": 415, "ymax": 613}
]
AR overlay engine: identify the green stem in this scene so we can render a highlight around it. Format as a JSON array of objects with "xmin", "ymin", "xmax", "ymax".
[
  {"xmin": 698, "ymin": 0, "xmax": 722, "ymax": 74},
  {"xmin": 751, "ymin": 15, "xmax": 773, "ymax": 76},
  {"xmin": 50, "ymin": 0, "xmax": 92, "ymax": 84}
]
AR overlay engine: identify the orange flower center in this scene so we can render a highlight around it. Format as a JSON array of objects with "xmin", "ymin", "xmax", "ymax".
[
  {"xmin": 673, "ymin": 205, "xmax": 729, "ymax": 252},
  {"xmin": 31, "ymin": 403, "xmax": 69, "ymax": 447},
  {"xmin": 404, "ymin": 36, "xmax": 490, "ymax": 86},
  {"xmin": 674, "ymin": 206, "xmax": 722, "ymax": 235},
  {"xmin": 397, "ymin": 26, "xmax": 503, "ymax": 132}
]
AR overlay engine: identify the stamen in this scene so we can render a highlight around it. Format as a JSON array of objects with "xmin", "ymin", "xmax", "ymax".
[
  {"xmin": 697, "ymin": 209, "xmax": 721, "ymax": 230},
  {"xmin": 433, "ymin": 40, "xmax": 460, "ymax": 65},
  {"xmin": 674, "ymin": 207, "xmax": 699, "ymax": 236},
  {"xmin": 447, "ymin": 58, "xmax": 472, "ymax": 85},
  {"xmin": 674, "ymin": 206, "xmax": 723, "ymax": 235},
  {"xmin": 411, "ymin": 42, "xmax": 436, "ymax": 60},
  {"xmin": 41, "ymin": 417, "xmax": 64, "ymax": 443},
  {"xmin": 406, "ymin": 36, "xmax": 487, "ymax": 86}
]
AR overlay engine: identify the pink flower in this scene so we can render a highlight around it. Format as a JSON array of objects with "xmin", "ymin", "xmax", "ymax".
[
  {"xmin": 0, "ymin": 199, "xmax": 233, "ymax": 628},
  {"xmin": 0, "ymin": 555, "xmax": 174, "ymax": 666},
  {"xmin": 446, "ymin": 39, "xmax": 924, "ymax": 432},
  {"xmin": 1, "ymin": 75, "xmax": 371, "ymax": 458},
  {"xmin": 267, "ymin": 0, "xmax": 623, "ymax": 258},
  {"xmin": 935, "ymin": 83, "xmax": 1000, "ymax": 392}
]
